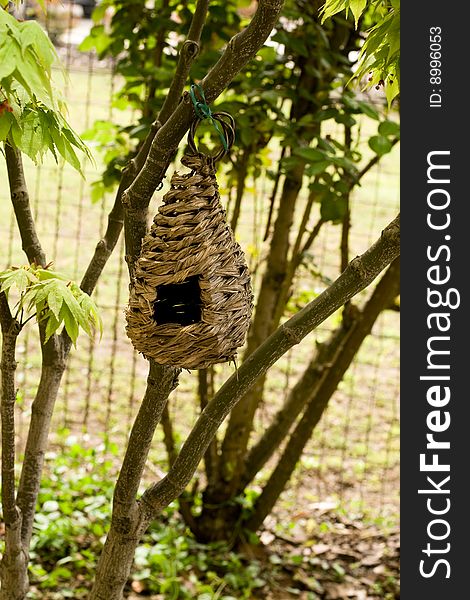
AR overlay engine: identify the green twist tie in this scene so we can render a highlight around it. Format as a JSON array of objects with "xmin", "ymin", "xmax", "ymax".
[{"xmin": 189, "ymin": 83, "xmax": 228, "ymax": 151}]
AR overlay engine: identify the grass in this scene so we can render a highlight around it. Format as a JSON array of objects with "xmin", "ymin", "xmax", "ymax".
[{"xmin": 0, "ymin": 61, "xmax": 400, "ymax": 539}]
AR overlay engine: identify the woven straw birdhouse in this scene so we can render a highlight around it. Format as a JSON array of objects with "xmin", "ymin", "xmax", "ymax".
[{"xmin": 126, "ymin": 120, "xmax": 253, "ymax": 369}]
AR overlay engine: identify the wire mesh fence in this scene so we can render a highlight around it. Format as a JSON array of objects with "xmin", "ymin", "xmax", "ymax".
[{"xmin": 0, "ymin": 10, "xmax": 399, "ymax": 526}]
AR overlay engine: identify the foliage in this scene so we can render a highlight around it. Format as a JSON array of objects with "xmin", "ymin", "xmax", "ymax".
[
  {"xmin": 321, "ymin": 0, "xmax": 400, "ymax": 105},
  {"xmin": 0, "ymin": 1, "xmax": 400, "ymax": 596},
  {"xmin": 80, "ymin": 0, "xmax": 242, "ymax": 199},
  {"xmin": 0, "ymin": 264, "xmax": 102, "ymax": 345},
  {"xmin": 83, "ymin": 0, "xmax": 399, "ymax": 225},
  {"xmin": 24, "ymin": 441, "xmax": 269, "ymax": 599},
  {"xmin": 28, "ymin": 441, "xmax": 116, "ymax": 598},
  {"xmin": 0, "ymin": 6, "xmax": 92, "ymax": 171}
]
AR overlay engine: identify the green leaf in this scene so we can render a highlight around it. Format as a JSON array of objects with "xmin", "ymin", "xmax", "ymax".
[
  {"xmin": 355, "ymin": 100, "xmax": 379, "ymax": 120},
  {"xmin": 350, "ymin": 0, "xmax": 367, "ymax": 28},
  {"xmin": 20, "ymin": 285, "xmax": 41, "ymax": 313},
  {"xmin": 306, "ymin": 160, "xmax": 330, "ymax": 176},
  {"xmin": 368, "ymin": 135, "xmax": 393, "ymax": 156},
  {"xmin": 79, "ymin": 25, "xmax": 111, "ymax": 55},
  {"xmin": 44, "ymin": 311, "xmax": 62, "ymax": 344},
  {"xmin": 92, "ymin": 2, "xmax": 108, "ymax": 23},
  {"xmin": 90, "ymin": 181, "xmax": 106, "ymax": 204},
  {"xmin": 385, "ymin": 74, "xmax": 400, "ymax": 107},
  {"xmin": 16, "ymin": 110, "xmax": 45, "ymax": 163},
  {"xmin": 17, "ymin": 49, "xmax": 55, "ymax": 109},
  {"xmin": 0, "ymin": 36, "xmax": 18, "ymax": 80},
  {"xmin": 78, "ymin": 293, "xmax": 103, "ymax": 338},
  {"xmin": 378, "ymin": 120, "xmax": 400, "ymax": 138},
  {"xmin": 0, "ymin": 267, "xmax": 38, "ymax": 296},
  {"xmin": 320, "ymin": 0, "xmax": 348, "ymax": 23},
  {"xmin": 61, "ymin": 286, "xmax": 91, "ymax": 337},
  {"xmin": 60, "ymin": 303, "xmax": 79, "ymax": 346},
  {"xmin": 47, "ymin": 284, "xmax": 64, "ymax": 320},
  {"xmin": 320, "ymin": 192, "xmax": 348, "ymax": 223},
  {"xmin": 50, "ymin": 121, "xmax": 83, "ymax": 175},
  {"xmin": 293, "ymin": 147, "xmax": 325, "ymax": 163},
  {"xmin": 35, "ymin": 268, "xmax": 69, "ymax": 282},
  {"xmin": 0, "ymin": 112, "xmax": 14, "ymax": 141},
  {"xmin": 19, "ymin": 21, "xmax": 57, "ymax": 70}
]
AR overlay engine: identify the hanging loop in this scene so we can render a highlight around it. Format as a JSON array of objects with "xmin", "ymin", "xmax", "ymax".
[{"xmin": 188, "ymin": 111, "xmax": 236, "ymax": 163}]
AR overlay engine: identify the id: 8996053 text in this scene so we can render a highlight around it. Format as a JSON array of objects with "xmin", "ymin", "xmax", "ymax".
[{"xmin": 429, "ymin": 26, "xmax": 442, "ymax": 108}]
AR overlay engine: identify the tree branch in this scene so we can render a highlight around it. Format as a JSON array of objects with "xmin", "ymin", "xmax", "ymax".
[
  {"xmin": 198, "ymin": 367, "xmax": 218, "ymax": 484},
  {"xmin": 140, "ymin": 214, "xmax": 400, "ymax": 513},
  {"xmin": 241, "ymin": 323, "xmax": 347, "ymax": 487},
  {"xmin": 16, "ymin": 341, "xmax": 67, "ymax": 548},
  {"xmin": 90, "ymin": 362, "xmax": 179, "ymax": 600},
  {"xmin": 341, "ymin": 124, "xmax": 353, "ymax": 273},
  {"xmin": 78, "ymin": 119, "xmax": 161, "ymax": 298},
  {"xmin": 121, "ymin": 0, "xmax": 285, "ymax": 273},
  {"xmin": 3, "ymin": 141, "xmax": 73, "ymax": 556},
  {"xmin": 4, "ymin": 143, "xmax": 46, "ymax": 267},
  {"xmin": 161, "ymin": 402, "xmax": 178, "ymax": 468},
  {"xmin": 158, "ymin": 0, "xmax": 210, "ymax": 125},
  {"xmin": 113, "ymin": 362, "xmax": 180, "ymax": 517},
  {"xmin": 351, "ymin": 136, "xmax": 399, "ymax": 189},
  {"xmin": 0, "ymin": 305, "xmax": 18, "ymax": 524},
  {"xmin": 0, "ymin": 298, "xmax": 28, "ymax": 598},
  {"xmin": 246, "ymin": 257, "xmax": 400, "ymax": 531}
]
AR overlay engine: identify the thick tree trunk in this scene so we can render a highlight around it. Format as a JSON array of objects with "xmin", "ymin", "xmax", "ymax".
[
  {"xmin": 88, "ymin": 502, "xmax": 151, "ymax": 600},
  {"xmin": 245, "ymin": 258, "xmax": 400, "ymax": 531},
  {"xmin": 0, "ymin": 512, "xmax": 28, "ymax": 600},
  {"xmin": 90, "ymin": 363, "xmax": 180, "ymax": 598}
]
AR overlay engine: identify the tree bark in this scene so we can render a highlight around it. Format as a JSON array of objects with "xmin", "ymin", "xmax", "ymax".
[
  {"xmin": 88, "ymin": 503, "xmax": 151, "ymax": 600},
  {"xmin": 198, "ymin": 368, "xmax": 218, "ymax": 485},
  {"xmin": 241, "ymin": 320, "xmax": 348, "ymax": 488},
  {"xmin": 0, "ymin": 297, "xmax": 29, "ymax": 599},
  {"xmin": 16, "ymin": 344, "xmax": 68, "ymax": 547},
  {"xmin": 217, "ymin": 57, "xmax": 325, "ymax": 498},
  {"xmin": 90, "ymin": 364, "xmax": 180, "ymax": 599},
  {"xmin": 161, "ymin": 402, "xmax": 178, "ymax": 467},
  {"xmin": 4, "ymin": 144, "xmax": 46, "ymax": 267},
  {"xmin": 230, "ymin": 149, "xmax": 250, "ymax": 232},
  {"xmin": 245, "ymin": 257, "xmax": 400, "ymax": 531},
  {"xmin": 90, "ymin": 213, "xmax": 398, "ymax": 582}
]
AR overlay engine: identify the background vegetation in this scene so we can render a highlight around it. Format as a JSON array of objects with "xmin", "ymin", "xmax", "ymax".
[{"xmin": 1, "ymin": 1, "xmax": 400, "ymax": 598}]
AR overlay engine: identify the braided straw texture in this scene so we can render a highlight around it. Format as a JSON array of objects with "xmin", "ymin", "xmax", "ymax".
[{"xmin": 126, "ymin": 153, "xmax": 253, "ymax": 369}]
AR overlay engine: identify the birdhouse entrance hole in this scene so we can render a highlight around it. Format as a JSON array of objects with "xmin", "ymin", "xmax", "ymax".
[{"xmin": 153, "ymin": 276, "xmax": 202, "ymax": 326}]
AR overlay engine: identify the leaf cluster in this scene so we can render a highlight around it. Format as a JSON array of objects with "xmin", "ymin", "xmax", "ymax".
[
  {"xmin": 79, "ymin": 0, "xmax": 243, "ymax": 199},
  {"xmin": 80, "ymin": 0, "xmax": 399, "ymax": 227},
  {"xmin": 0, "ymin": 7, "xmax": 92, "ymax": 170},
  {"xmin": 0, "ymin": 264, "xmax": 102, "ymax": 345},
  {"xmin": 321, "ymin": 0, "xmax": 400, "ymax": 105}
]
